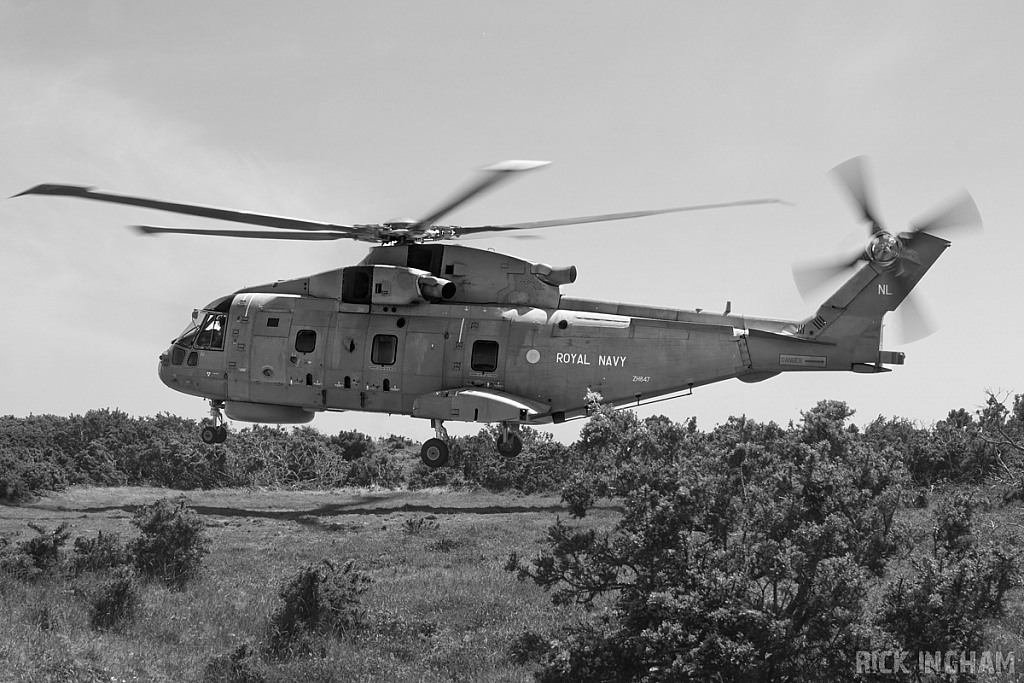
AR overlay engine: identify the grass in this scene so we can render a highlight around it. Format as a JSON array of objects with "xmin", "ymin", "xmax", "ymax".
[
  {"xmin": 4, "ymin": 485, "xmax": 1024, "ymax": 681},
  {"xmin": 0, "ymin": 486, "xmax": 613, "ymax": 683}
]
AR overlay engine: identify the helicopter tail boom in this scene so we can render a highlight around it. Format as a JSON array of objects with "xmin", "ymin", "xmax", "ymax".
[{"xmin": 741, "ymin": 230, "xmax": 949, "ymax": 377}]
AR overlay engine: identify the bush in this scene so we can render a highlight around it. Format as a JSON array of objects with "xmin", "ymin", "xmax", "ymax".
[
  {"xmin": 509, "ymin": 400, "xmax": 909, "ymax": 683},
  {"xmin": 0, "ymin": 523, "xmax": 71, "ymax": 581},
  {"xmin": 89, "ymin": 567, "xmax": 140, "ymax": 631},
  {"xmin": 71, "ymin": 531, "xmax": 133, "ymax": 574},
  {"xmin": 265, "ymin": 559, "xmax": 370, "ymax": 660},
  {"xmin": 331, "ymin": 430, "xmax": 377, "ymax": 461},
  {"xmin": 878, "ymin": 494, "xmax": 1019, "ymax": 656},
  {"xmin": 0, "ymin": 446, "xmax": 69, "ymax": 502},
  {"xmin": 343, "ymin": 451, "xmax": 405, "ymax": 488},
  {"xmin": 130, "ymin": 498, "xmax": 209, "ymax": 589}
]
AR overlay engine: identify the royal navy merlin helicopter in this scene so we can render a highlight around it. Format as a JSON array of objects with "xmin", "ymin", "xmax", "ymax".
[{"xmin": 16, "ymin": 158, "xmax": 981, "ymax": 467}]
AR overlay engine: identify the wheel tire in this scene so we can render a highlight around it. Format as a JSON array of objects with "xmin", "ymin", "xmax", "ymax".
[
  {"xmin": 420, "ymin": 438, "xmax": 450, "ymax": 468},
  {"xmin": 496, "ymin": 432, "xmax": 523, "ymax": 458},
  {"xmin": 214, "ymin": 426, "xmax": 228, "ymax": 443},
  {"xmin": 201, "ymin": 426, "xmax": 217, "ymax": 444}
]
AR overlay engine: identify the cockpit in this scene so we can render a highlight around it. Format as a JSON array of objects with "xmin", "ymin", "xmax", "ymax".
[{"xmin": 167, "ymin": 295, "xmax": 232, "ymax": 366}]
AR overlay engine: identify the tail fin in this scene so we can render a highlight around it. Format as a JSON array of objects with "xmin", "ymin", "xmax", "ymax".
[{"xmin": 797, "ymin": 232, "xmax": 950, "ymax": 359}]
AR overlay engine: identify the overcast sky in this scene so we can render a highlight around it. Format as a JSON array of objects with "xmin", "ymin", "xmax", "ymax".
[{"xmin": 2, "ymin": 1, "xmax": 1022, "ymax": 442}]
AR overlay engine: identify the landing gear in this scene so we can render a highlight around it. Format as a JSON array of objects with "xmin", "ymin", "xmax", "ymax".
[
  {"xmin": 496, "ymin": 423, "xmax": 523, "ymax": 458},
  {"xmin": 202, "ymin": 400, "xmax": 228, "ymax": 444},
  {"xmin": 420, "ymin": 419, "xmax": 450, "ymax": 468}
]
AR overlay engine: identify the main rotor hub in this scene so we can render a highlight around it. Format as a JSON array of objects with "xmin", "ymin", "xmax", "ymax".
[{"xmin": 867, "ymin": 232, "xmax": 901, "ymax": 265}]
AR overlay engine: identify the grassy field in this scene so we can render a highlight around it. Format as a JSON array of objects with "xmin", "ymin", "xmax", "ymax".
[
  {"xmin": 0, "ymin": 486, "xmax": 619, "ymax": 683},
  {"xmin": 4, "ymin": 486, "xmax": 1024, "ymax": 682}
]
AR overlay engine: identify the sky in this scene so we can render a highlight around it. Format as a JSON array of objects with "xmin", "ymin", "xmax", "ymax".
[{"xmin": 1, "ymin": 1, "xmax": 1022, "ymax": 443}]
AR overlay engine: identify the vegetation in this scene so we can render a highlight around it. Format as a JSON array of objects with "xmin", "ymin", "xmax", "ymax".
[
  {"xmin": 1, "ymin": 391, "xmax": 1024, "ymax": 680},
  {"xmin": 264, "ymin": 558, "xmax": 371, "ymax": 660}
]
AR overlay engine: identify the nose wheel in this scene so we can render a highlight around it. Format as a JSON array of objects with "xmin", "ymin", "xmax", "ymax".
[
  {"xmin": 201, "ymin": 400, "xmax": 228, "ymax": 444},
  {"xmin": 420, "ymin": 419, "xmax": 450, "ymax": 468}
]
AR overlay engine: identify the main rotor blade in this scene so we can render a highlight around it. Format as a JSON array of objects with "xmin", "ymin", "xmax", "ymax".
[
  {"xmin": 791, "ymin": 250, "xmax": 865, "ymax": 300},
  {"xmin": 455, "ymin": 198, "xmax": 791, "ymax": 235},
  {"xmin": 411, "ymin": 160, "xmax": 550, "ymax": 232},
  {"xmin": 133, "ymin": 225, "xmax": 354, "ymax": 240},
  {"xmin": 909, "ymin": 190, "xmax": 983, "ymax": 238},
  {"xmin": 15, "ymin": 184, "xmax": 359, "ymax": 235},
  {"xmin": 831, "ymin": 156, "xmax": 884, "ymax": 234}
]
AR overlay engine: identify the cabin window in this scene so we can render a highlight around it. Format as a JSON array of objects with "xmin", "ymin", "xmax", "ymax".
[
  {"xmin": 194, "ymin": 313, "xmax": 226, "ymax": 350},
  {"xmin": 187, "ymin": 352, "xmax": 198, "ymax": 367},
  {"xmin": 295, "ymin": 329, "xmax": 316, "ymax": 353},
  {"xmin": 171, "ymin": 346, "xmax": 186, "ymax": 365},
  {"xmin": 371, "ymin": 334, "xmax": 398, "ymax": 366},
  {"xmin": 471, "ymin": 340, "xmax": 499, "ymax": 372}
]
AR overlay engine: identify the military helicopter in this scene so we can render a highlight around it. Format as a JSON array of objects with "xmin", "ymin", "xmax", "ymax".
[{"xmin": 16, "ymin": 158, "xmax": 981, "ymax": 467}]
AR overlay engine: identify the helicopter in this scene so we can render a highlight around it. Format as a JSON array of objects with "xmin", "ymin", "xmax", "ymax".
[{"xmin": 15, "ymin": 158, "xmax": 981, "ymax": 467}]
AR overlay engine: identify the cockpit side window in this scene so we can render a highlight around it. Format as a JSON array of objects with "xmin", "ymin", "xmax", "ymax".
[{"xmin": 194, "ymin": 313, "xmax": 226, "ymax": 350}]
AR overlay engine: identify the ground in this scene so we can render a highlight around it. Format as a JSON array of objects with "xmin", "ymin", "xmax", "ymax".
[
  {"xmin": 0, "ymin": 486, "xmax": 619, "ymax": 683},
  {"xmin": 2, "ymin": 486, "xmax": 1024, "ymax": 682}
]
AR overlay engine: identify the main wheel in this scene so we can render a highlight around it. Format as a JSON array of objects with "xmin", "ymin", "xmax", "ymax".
[
  {"xmin": 201, "ymin": 426, "xmax": 218, "ymax": 444},
  {"xmin": 496, "ymin": 431, "xmax": 523, "ymax": 458},
  {"xmin": 420, "ymin": 438, "xmax": 450, "ymax": 468},
  {"xmin": 215, "ymin": 426, "xmax": 228, "ymax": 443}
]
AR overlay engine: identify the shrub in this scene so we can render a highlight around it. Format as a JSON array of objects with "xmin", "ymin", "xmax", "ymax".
[
  {"xmin": 89, "ymin": 567, "xmax": 140, "ymax": 631},
  {"xmin": 265, "ymin": 559, "xmax": 370, "ymax": 660},
  {"xmin": 509, "ymin": 400, "xmax": 909, "ymax": 683},
  {"xmin": 878, "ymin": 494, "xmax": 1019, "ymax": 656},
  {"xmin": 71, "ymin": 531, "xmax": 133, "ymax": 574},
  {"xmin": 401, "ymin": 517, "xmax": 439, "ymax": 535},
  {"xmin": 0, "ymin": 523, "xmax": 71, "ymax": 581},
  {"xmin": 130, "ymin": 498, "xmax": 209, "ymax": 589},
  {"xmin": 331, "ymin": 430, "xmax": 377, "ymax": 461},
  {"xmin": 0, "ymin": 447, "xmax": 69, "ymax": 502},
  {"xmin": 344, "ymin": 451, "xmax": 405, "ymax": 488}
]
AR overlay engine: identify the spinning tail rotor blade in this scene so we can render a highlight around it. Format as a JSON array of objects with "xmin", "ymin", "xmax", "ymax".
[
  {"xmin": 893, "ymin": 291, "xmax": 937, "ymax": 344},
  {"xmin": 831, "ymin": 156, "xmax": 885, "ymax": 234},
  {"xmin": 791, "ymin": 251, "xmax": 865, "ymax": 300},
  {"xmin": 909, "ymin": 190, "xmax": 983, "ymax": 237}
]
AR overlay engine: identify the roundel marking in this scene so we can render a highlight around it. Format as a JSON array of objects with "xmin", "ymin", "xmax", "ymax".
[{"xmin": 526, "ymin": 349, "xmax": 541, "ymax": 364}]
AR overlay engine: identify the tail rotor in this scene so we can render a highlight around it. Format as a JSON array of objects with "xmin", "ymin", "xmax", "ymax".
[{"xmin": 792, "ymin": 157, "xmax": 982, "ymax": 343}]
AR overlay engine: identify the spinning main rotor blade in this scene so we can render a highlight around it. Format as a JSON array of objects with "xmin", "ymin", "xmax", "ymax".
[
  {"xmin": 14, "ymin": 184, "xmax": 359, "ymax": 235},
  {"xmin": 831, "ymin": 156, "xmax": 884, "ymax": 234},
  {"xmin": 456, "ymin": 198, "xmax": 791, "ymax": 235},
  {"xmin": 133, "ymin": 225, "xmax": 351, "ymax": 240},
  {"xmin": 411, "ymin": 160, "xmax": 550, "ymax": 232}
]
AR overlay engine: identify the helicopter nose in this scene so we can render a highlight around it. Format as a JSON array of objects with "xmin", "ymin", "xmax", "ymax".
[{"xmin": 157, "ymin": 349, "xmax": 175, "ymax": 389}]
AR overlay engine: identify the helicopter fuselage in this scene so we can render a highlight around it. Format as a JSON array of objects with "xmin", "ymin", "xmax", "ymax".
[{"xmin": 158, "ymin": 238, "xmax": 938, "ymax": 435}]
